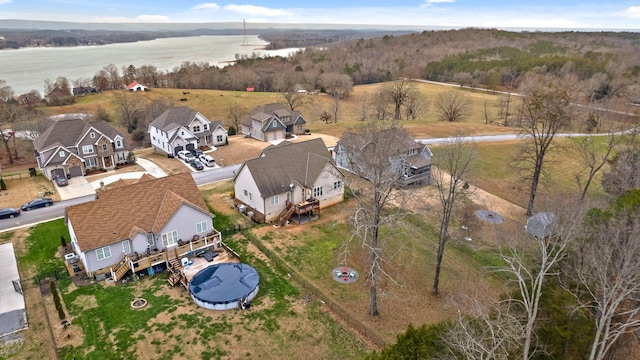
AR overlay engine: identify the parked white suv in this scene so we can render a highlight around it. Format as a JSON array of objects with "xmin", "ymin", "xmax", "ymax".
[
  {"xmin": 177, "ymin": 150, "xmax": 195, "ymax": 162},
  {"xmin": 199, "ymin": 154, "xmax": 216, "ymax": 167}
]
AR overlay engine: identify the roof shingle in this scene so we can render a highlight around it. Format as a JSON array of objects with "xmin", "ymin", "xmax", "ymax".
[{"xmin": 66, "ymin": 172, "xmax": 210, "ymax": 251}]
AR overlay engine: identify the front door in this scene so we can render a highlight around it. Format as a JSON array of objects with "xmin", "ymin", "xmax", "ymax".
[{"xmin": 103, "ymin": 156, "xmax": 112, "ymax": 168}]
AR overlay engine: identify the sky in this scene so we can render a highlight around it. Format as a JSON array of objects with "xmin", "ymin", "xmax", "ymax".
[{"xmin": 0, "ymin": 0, "xmax": 639, "ymax": 30}]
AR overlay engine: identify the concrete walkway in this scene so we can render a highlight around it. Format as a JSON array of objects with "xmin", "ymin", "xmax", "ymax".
[{"xmin": 89, "ymin": 158, "xmax": 168, "ymax": 190}]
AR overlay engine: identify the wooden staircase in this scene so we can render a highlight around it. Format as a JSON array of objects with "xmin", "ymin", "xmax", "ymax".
[
  {"xmin": 278, "ymin": 203, "xmax": 296, "ymax": 226},
  {"xmin": 112, "ymin": 255, "xmax": 130, "ymax": 282}
]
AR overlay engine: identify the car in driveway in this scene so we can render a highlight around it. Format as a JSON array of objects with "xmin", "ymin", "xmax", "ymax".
[
  {"xmin": 21, "ymin": 197, "xmax": 53, "ymax": 211},
  {"xmin": 54, "ymin": 175, "xmax": 68, "ymax": 187},
  {"xmin": 0, "ymin": 208, "xmax": 20, "ymax": 219},
  {"xmin": 189, "ymin": 159, "xmax": 204, "ymax": 171},
  {"xmin": 177, "ymin": 150, "xmax": 196, "ymax": 162},
  {"xmin": 199, "ymin": 154, "xmax": 216, "ymax": 167},
  {"xmin": 190, "ymin": 148, "xmax": 204, "ymax": 158}
]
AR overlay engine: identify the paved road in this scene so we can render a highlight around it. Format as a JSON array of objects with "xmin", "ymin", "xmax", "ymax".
[
  {"xmin": 0, "ymin": 194, "xmax": 96, "ymax": 232},
  {"xmin": 191, "ymin": 164, "xmax": 241, "ymax": 185}
]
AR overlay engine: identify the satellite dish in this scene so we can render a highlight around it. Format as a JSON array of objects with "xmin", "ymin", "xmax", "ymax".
[{"xmin": 289, "ymin": 182, "xmax": 294, "ymax": 189}]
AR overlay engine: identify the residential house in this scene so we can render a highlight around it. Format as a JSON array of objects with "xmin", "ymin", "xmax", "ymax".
[
  {"xmin": 65, "ymin": 173, "xmax": 221, "ymax": 280},
  {"xmin": 241, "ymin": 103, "xmax": 307, "ymax": 142},
  {"xmin": 148, "ymin": 106, "xmax": 227, "ymax": 156},
  {"xmin": 72, "ymin": 86, "xmax": 98, "ymax": 96},
  {"xmin": 233, "ymin": 138, "xmax": 343, "ymax": 224},
  {"xmin": 33, "ymin": 115, "xmax": 130, "ymax": 180},
  {"xmin": 126, "ymin": 81, "xmax": 148, "ymax": 91},
  {"xmin": 334, "ymin": 128, "xmax": 433, "ymax": 187}
]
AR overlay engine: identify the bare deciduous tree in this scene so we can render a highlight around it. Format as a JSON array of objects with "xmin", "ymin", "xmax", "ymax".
[
  {"xmin": 331, "ymin": 96, "xmax": 340, "ymax": 123},
  {"xmin": 340, "ymin": 124, "xmax": 411, "ymax": 316},
  {"xmin": 112, "ymin": 91, "xmax": 142, "ymax": 133},
  {"xmin": 404, "ymin": 91, "xmax": 427, "ymax": 120},
  {"xmin": 372, "ymin": 87, "xmax": 391, "ymax": 120},
  {"xmin": 383, "ymin": 78, "xmax": 416, "ymax": 120},
  {"xmin": 443, "ymin": 299, "xmax": 525, "ymax": 360},
  {"xmin": 228, "ymin": 102, "xmax": 248, "ymax": 134},
  {"xmin": 431, "ymin": 135, "xmax": 476, "ymax": 295},
  {"xmin": 572, "ymin": 192, "xmax": 640, "ymax": 360},
  {"xmin": 435, "ymin": 91, "xmax": 469, "ymax": 122},
  {"xmin": 574, "ymin": 133, "xmax": 617, "ymax": 202},
  {"xmin": 516, "ymin": 74, "xmax": 574, "ymax": 216},
  {"xmin": 281, "ymin": 91, "xmax": 308, "ymax": 111}
]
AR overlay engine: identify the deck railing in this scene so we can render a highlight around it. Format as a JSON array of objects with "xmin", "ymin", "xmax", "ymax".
[{"xmin": 111, "ymin": 230, "xmax": 223, "ymax": 278}]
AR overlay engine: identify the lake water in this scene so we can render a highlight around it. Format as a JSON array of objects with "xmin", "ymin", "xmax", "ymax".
[{"xmin": 0, "ymin": 35, "xmax": 299, "ymax": 95}]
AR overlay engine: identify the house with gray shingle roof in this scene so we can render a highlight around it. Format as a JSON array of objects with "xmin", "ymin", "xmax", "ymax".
[
  {"xmin": 241, "ymin": 103, "xmax": 307, "ymax": 142},
  {"xmin": 66, "ymin": 173, "xmax": 219, "ymax": 279},
  {"xmin": 334, "ymin": 127, "xmax": 433, "ymax": 187},
  {"xmin": 33, "ymin": 115, "xmax": 130, "ymax": 180},
  {"xmin": 148, "ymin": 106, "xmax": 227, "ymax": 156},
  {"xmin": 232, "ymin": 138, "xmax": 343, "ymax": 224}
]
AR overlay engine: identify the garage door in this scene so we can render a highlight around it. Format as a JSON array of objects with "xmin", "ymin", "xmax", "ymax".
[
  {"xmin": 174, "ymin": 145, "xmax": 184, "ymax": 156},
  {"xmin": 50, "ymin": 168, "xmax": 65, "ymax": 179},
  {"xmin": 185, "ymin": 143, "xmax": 195, "ymax": 151},
  {"xmin": 69, "ymin": 166, "xmax": 83, "ymax": 177}
]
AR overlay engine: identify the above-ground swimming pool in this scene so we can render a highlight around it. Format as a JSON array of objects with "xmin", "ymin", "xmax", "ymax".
[{"xmin": 188, "ymin": 263, "xmax": 260, "ymax": 310}]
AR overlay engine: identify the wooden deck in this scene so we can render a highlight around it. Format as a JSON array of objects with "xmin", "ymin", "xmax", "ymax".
[{"xmin": 110, "ymin": 231, "xmax": 223, "ymax": 281}]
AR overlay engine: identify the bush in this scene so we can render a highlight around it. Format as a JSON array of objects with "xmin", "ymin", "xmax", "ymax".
[
  {"xmin": 228, "ymin": 126, "xmax": 237, "ymax": 136},
  {"xmin": 132, "ymin": 130, "xmax": 146, "ymax": 142},
  {"xmin": 60, "ymin": 236, "xmax": 66, "ymax": 247},
  {"xmin": 0, "ymin": 177, "xmax": 6, "ymax": 190},
  {"xmin": 50, "ymin": 281, "xmax": 66, "ymax": 320}
]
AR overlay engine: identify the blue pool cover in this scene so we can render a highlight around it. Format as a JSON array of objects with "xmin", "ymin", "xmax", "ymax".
[{"xmin": 189, "ymin": 263, "xmax": 259, "ymax": 307}]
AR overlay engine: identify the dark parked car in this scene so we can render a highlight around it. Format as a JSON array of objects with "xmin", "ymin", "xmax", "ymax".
[
  {"xmin": 189, "ymin": 159, "xmax": 204, "ymax": 171},
  {"xmin": 0, "ymin": 208, "xmax": 20, "ymax": 219},
  {"xmin": 190, "ymin": 148, "xmax": 204, "ymax": 157},
  {"xmin": 21, "ymin": 197, "xmax": 53, "ymax": 211},
  {"xmin": 54, "ymin": 176, "xmax": 68, "ymax": 187}
]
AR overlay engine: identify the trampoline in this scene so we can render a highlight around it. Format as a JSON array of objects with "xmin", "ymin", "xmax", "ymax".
[{"xmin": 189, "ymin": 263, "xmax": 260, "ymax": 310}]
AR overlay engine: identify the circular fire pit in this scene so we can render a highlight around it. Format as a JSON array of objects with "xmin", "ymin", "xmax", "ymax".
[
  {"xmin": 332, "ymin": 266, "xmax": 359, "ymax": 284},
  {"xmin": 130, "ymin": 298, "xmax": 148, "ymax": 310}
]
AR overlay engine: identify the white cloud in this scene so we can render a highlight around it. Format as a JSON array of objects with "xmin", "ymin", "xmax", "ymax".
[
  {"xmin": 135, "ymin": 14, "xmax": 170, "ymax": 22},
  {"xmin": 0, "ymin": 0, "xmax": 12, "ymax": 4},
  {"xmin": 224, "ymin": 4, "xmax": 291, "ymax": 17},
  {"xmin": 423, "ymin": 0, "xmax": 454, "ymax": 6},
  {"xmin": 621, "ymin": 6, "xmax": 640, "ymax": 18},
  {"xmin": 192, "ymin": 3, "xmax": 220, "ymax": 11}
]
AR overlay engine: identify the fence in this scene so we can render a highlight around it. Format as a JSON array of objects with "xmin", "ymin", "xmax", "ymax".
[{"xmin": 243, "ymin": 230, "xmax": 387, "ymax": 350}]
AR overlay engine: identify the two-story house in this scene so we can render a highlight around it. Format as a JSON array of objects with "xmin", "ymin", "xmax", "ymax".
[
  {"xmin": 233, "ymin": 138, "xmax": 343, "ymax": 224},
  {"xmin": 33, "ymin": 115, "xmax": 130, "ymax": 180},
  {"xmin": 334, "ymin": 128, "xmax": 433, "ymax": 187},
  {"xmin": 148, "ymin": 106, "xmax": 227, "ymax": 156},
  {"xmin": 241, "ymin": 103, "xmax": 307, "ymax": 142}
]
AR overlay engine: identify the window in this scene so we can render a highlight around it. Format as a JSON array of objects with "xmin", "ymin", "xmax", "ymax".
[
  {"xmin": 86, "ymin": 157, "xmax": 97, "ymax": 167},
  {"xmin": 244, "ymin": 189, "xmax": 248, "ymax": 196},
  {"xmin": 196, "ymin": 221, "xmax": 207, "ymax": 233},
  {"xmin": 333, "ymin": 181, "xmax": 342, "ymax": 190},
  {"xmin": 59, "ymin": 151, "xmax": 65, "ymax": 158},
  {"xmin": 216, "ymin": 135, "xmax": 223, "ymax": 142},
  {"xmin": 118, "ymin": 153, "xmax": 126, "ymax": 161},
  {"xmin": 193, "ymin": 125, "xmax": 201, "ymax": 132},
  {"xmin": 102, "ymin": 144, "xmax": 108, "ymax": 151},
  {"xmin": 122, "ymin": 240, "xmax": 131, "ymax": 254},
  {"xmin": 146, "ymin": 233, "xmax": 155, "ymax": 247},
  {"xmin": 270, "ymin": 195, "xmax": 279, "ymax": 206},
  {"xmin": 116, "ymin": 140, "xmax": 122, "ymax": 148},
  {"xmin": 96, "ymin": 246, "xmax": 111, "ymax": 261},
  {"xmin": 249, "ymin": 192, "xmax": 252, "ymax": 200},
  {"xmin": 286, "ymin": 191, "xmax": 291, "ymax": 202},
  {"xmin": 313, "ymin": 186, "xmax": 323, "ymax": 197},
  {"xmin": 82, "ymin": 145, "xmax": 93, "ymax": 154},
  {"xmin": 204, "ymin": 124, "xmax": 208, "ymax": 130},
  {"xmin": 162, "ymin": 230, "xmax": 178, "ymax": 247},
  {"xmin": 90, "ymin": 132, "xmax": 95, "ymax": 138},
  {"xmin": 272, "ymin": 121, "xmax": 277, "ymax": 128}
]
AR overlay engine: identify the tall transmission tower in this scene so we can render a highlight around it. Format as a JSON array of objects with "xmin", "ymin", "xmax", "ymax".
[{"xmin": 242, "ymin": 19, "xmax": 249, "ymax": 46}]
